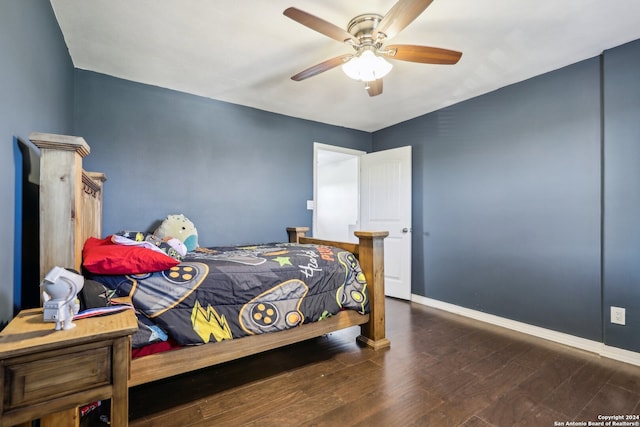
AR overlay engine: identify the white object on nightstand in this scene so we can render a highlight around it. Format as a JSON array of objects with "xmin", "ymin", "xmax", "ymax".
[{"xmin": 41, "ymin": 266, "xmax": 84, "ymax": 330}]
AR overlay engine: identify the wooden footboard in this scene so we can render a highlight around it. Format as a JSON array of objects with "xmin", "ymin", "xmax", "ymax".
[
  {"xmin": 33, "ymin": 132, "xmax": 390, "ymax": 395},
  {"xmin": 287, "ymin": 227, "xmax": 390, "ymax": 350}
]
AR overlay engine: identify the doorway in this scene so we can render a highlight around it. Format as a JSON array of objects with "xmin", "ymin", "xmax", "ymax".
[{"xmin": 313, "ymin": 143, "xmax": 364, "ymax": 243}]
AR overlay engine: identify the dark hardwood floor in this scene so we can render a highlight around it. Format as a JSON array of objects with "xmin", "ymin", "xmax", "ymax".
[{"xmin": 117, "ymin": 298, "xmax": 640, "ymax": 426}]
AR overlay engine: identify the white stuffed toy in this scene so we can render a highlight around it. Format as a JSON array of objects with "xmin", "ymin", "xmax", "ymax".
[{"xmin": 154, "ymin": 214, "xmax": 199, "ymax": 252}]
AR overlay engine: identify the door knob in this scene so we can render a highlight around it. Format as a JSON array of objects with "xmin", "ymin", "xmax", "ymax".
[{"xmin": 402, "ymin": 227, "xmax": 409, "ymax": 233}]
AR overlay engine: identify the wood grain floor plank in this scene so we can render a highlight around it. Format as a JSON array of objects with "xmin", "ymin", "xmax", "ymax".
[
  {"xmin": 244, "ymin": 392, "xmax": 345, "ymax": 426},
  {"xmin": 542, "ymin": 360, "xmax": 615, "ymax": 418},
  {"xmin": 576, "ymin": 383, "xmax": 640, "ymax": 421}
]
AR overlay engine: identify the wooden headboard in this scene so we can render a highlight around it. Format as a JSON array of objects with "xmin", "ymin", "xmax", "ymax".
[{"xmin": 30, "ymin": 132, "xmax": 106, "ymax": 279}]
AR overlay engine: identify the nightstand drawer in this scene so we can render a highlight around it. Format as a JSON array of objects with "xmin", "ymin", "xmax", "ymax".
[{"xmin": 3, "ymin": 344, "xmax": 111, "ymax": 409}]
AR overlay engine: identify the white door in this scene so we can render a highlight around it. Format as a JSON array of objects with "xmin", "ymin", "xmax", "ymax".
[{"xmin": 360, "ymin": 146, "xmax": 412, "ymax": 300}]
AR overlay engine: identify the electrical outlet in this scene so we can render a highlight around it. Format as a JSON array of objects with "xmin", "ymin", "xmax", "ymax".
[{"xmin": 611, "ymin": 306, "xmax": 626, "ymax": 326}]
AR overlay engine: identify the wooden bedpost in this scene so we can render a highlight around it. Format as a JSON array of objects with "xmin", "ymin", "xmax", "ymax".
[
  {"xmin": 31, "ymin": 133, "xmax": 105, "ymax": 280},
  {"xmin": 354, "ymin": 231, "xmax": 390, "ymax": 350},
  {"xmin": 287, "ymin": 226, "xmax": 310, "ymax": 243},
  {"xmin": 31, "ymin": 133, "xmax": 91, "ymax": 277}
]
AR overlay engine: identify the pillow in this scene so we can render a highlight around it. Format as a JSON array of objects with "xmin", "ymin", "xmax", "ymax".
[
  {"xmin": 154, "ymin": 214, "xmax": 199, "ymax": 252},
  {"xmin": 83, "ymin": 236, "xmax": 180, "ymax": 275},
  {"xmin": 112, "ymin": 231, "xmax": 187, "ymax": 259}
]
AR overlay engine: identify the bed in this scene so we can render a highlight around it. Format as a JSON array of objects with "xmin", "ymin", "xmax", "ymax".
[{"xmin": 30, "ymin": 132, "xmax": 389, "ymax": 423}]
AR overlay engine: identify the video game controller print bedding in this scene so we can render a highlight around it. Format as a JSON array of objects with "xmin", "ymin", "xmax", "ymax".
[{"xmin": 89, "ymin": 243, "xmax": 369, "ymax": 346}]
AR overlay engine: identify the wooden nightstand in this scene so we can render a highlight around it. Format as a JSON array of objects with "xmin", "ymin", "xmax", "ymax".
[{"xmin": 0, "ymin": 307, "xmax": 138, "ymax": 427}]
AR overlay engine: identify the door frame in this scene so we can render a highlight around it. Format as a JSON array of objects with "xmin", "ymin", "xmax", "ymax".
[{"xmin": 313, "ymin": 143, "xmax": 365, "ymax": 240}]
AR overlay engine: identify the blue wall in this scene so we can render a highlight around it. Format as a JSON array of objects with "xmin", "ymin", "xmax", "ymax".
[
  {"xmin": 603, "ymin": 39, "xmax": 640, "ymax": 352},
  {"xmin": 73, "ymin": 71, "xmax": 371, "ymax": 246},
  {"xmin": 0, "ymin": 1, "xmax": 74, "ymax": 321},
  {"xmin": 374, "ymin": 41, "xmax": 640, "ymax": 352}
]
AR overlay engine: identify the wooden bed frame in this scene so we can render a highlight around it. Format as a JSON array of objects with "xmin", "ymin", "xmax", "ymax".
[{"xmin": 31, "ymin": 132, "xmax": 390, "ymax": 391}]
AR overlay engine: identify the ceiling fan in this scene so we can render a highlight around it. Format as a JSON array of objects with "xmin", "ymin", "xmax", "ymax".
[{"xmin": 283, "ymin": 0, "xmax": 462, "ymax": 97}]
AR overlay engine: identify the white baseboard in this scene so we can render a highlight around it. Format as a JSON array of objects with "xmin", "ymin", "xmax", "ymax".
[{"xmin": 411, "ymin": 294, "xmax": 640, "ymax": 367}]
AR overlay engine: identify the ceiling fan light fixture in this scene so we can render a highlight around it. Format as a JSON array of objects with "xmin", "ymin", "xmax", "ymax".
[{"xmin": 342, "ymin": 49, "xmax": 393, "ymax": 82}]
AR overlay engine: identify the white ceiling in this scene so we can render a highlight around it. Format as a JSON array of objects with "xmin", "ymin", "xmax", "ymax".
[{"xmin": 50, "ymin": 0, "xmax": 640, "ymax": 132}]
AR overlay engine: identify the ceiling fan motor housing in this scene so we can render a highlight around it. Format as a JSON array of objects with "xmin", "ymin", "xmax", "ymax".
[{"xmin": 347, "ymin": 14, "xmax": 385, "ymax": 47}]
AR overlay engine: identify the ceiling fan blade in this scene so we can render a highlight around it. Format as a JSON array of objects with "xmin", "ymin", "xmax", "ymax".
[
  {"xmin": 284, "ymin": 7, "xmax": 357, "ymax": 44},
  {"xmin": 366, "ymin": 79, "xmax": 383, "ymax": 97},
  {"xmin": 291, "ymin": 54, "xmax": 354, "ymax": 81},
  {"xmin": 384, "ymin": 45, "xmax": 462, "ymax": 64},
  {"xmin": 375, "ymin": 0, "xmax": 434, "ymax": 40}
]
